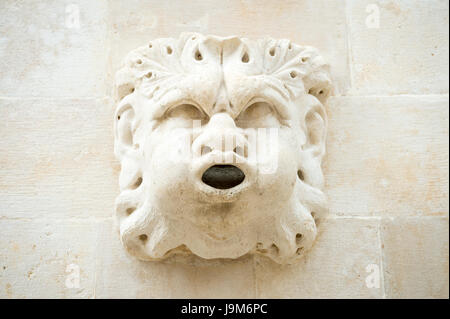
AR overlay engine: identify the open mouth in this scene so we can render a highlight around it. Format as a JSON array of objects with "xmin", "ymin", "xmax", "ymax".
[{"xmin": 201, "ymin": 165, "xmax": 245, "ymax": 189}]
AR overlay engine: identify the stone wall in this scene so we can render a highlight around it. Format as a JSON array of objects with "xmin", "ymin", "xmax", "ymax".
[{"xmin": 0, "ymin": 0, "xmax": 448, "ymax": 298}]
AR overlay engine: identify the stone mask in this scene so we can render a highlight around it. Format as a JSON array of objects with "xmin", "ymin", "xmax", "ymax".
[{"xmin": 114, "ymin": 33, "xmax": 331, "ymax": 264}]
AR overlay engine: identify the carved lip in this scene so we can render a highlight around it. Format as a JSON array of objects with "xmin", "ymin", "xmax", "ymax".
[{"xmin": 201, "ymin": 165, "xmax": 245, "ymax": 190}]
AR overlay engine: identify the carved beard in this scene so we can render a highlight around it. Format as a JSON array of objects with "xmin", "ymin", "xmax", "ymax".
[{"xmin": 115, "ymin": 172, "xmax": 327, "ymax": 265}]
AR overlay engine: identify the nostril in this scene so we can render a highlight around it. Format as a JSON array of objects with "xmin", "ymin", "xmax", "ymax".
[
  {"xmin": 233, "ymin": 145, "xmax": 248, "ymax": 158},
  {"xmin": 201, "ymin": 165, "xmax": 245, "ymax": 189},
  {"xmin": 201, "ymin": 145, "xmax": 212, "ymax": 155}
]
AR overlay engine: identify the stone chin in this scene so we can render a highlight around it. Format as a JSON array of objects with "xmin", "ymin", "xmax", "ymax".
[{"xmin": 113, "ymin": 33, "xmax": 331, "ymax": 264}]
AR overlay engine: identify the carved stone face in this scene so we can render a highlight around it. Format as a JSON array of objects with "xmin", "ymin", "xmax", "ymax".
[{"xmin": 114, "ymin": 33, "xmax": 331, "ymax": 264}]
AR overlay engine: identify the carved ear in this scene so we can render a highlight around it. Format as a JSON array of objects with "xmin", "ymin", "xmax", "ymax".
[
  {"xmin": 115, "ymin": 103, "xmax": 135, "ymax": 159},
  {"xmin": 298, "ymin": 95, "xmax": 327, "ymax": 188},
  {"xmin": 303, "ymin": 102, "xmax": 327, "ymax": 160},
  {"xmin": 114, "ymin": 102, "xmax": 143, "ymax": 191}
]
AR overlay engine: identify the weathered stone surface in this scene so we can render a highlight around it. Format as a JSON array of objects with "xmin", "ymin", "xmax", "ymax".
[
  {"xmin": 0, "ymin": 219, "xmax": 97, "ymax": 298},
  {"xmin": 0, "ymin": 0, "xmax": 109, "ymax": 98},
  {"xmin": 94, "ymin": 220, "xmax": 256, "ymax": 298},
  {"xmin": 108, "ymin": 0, "xmax": 350, "ymax": 94},
  {"xmin": 324, "ymin": 95, "xmax": 449, "ymax": 217},
  {"xmin": 381, "ymin": 217, "xmax": 449, "ymax": 298},
  {"xmin": 0, "ymin": 98, "xmax": 118, "ymax": 220},
  {"xmin": 255, "ymin": 218, "xmax": 383, "ymax": 298},
  {"xmin": 347, "ymin": 0, "xmax": 449, "ymax": 95}
]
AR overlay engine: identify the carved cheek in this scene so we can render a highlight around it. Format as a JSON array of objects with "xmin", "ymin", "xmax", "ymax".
[
  {"xmin": 146, "ymin": 124, "xmax": 193, "ymax": 167},
  {"xmin": 278, "ymin": 128, "xmax": 301, "ymax": 185}
]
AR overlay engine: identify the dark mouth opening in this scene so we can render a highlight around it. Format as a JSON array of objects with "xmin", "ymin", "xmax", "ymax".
[{"xmin": 201, "ymin": 165, "xmax": 245, "ymax": 189}]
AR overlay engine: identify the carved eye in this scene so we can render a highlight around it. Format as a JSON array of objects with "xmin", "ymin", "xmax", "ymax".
[
  {"xmin": 238, "ymin": 102, "xmax": 273, "ymax": 120},
  {"xmin": 167, "ymin": 104, "xmax": 205, "ymax": 120},
  {"xmin": 236, "ymin": 101, "xmax": 281, "ymax": 128}
]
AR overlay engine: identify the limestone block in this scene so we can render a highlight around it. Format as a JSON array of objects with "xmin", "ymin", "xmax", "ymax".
[
  {"xmin": 0, "ymin": 98, "xmax": 118, "ymax": 219},
  {"xmin": 94, "ymin": 220, "xmax": 256, "ymax": 298},
  {"xmin": 324, "ymin": 95, "xmax": 449, "ymax": 216},
  {"xmin": 0, "ymin": 0, "xmax": 109, "ymax": 97},
  {"xmin": 0, "ymin": 219, "xmax": 97, "ymax": 298},
  {"xmin": 108, "ymin": 0, "xmax": 350, "ymax": 94},
  {"xmin": 255, "ymin": 218, "xmax": 383, "ymax": 298},
  {"xmin": 347, "ymin": 0, "xmax": 449, "ymax": 95},
  {"xmin": 381, "ymin": 217, "xmax": 449, "ymax": 298}
]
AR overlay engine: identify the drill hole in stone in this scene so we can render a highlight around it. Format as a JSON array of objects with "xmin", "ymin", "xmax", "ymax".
[
  {"xmin": 297, "ymin": 169, "xmax": 304, "ymax": 181},
  {"xmin": 167, "ymin": 46, "xmax": 173, "ymax": 54},
  {"xmin": 290, "ymin": 71, "xmax": 297, "ymax": 78},
  {"xmin": 269, "ymin": 47, "xmax": 276, "ymax": 56},
  {"xmin": 296, "ymin": 247, "xmax": 304, "ymax": 255},
  {"xmin": 145, "ymin": 72, "xmax": 152, "ymax": 78},
  {"xmin": 241, "ymin": 52, "xmax": 249, "ymax": 63},
  {"xmin": 295, "ymin": 233, "xmax": 303, "ymax": 245},
  {"xmin": 126, "ymin": 207, "xmax": 135, "ymax": 215},
  {"xmin": 132, "ymin": 177, "xmax": 143, "ymax": 189},
  {"xmin": 195, "ymin": 50, "xmax": 203, "ymax": 61},
  {"xmin": 301, "ymin": 56, "xmax": 309, "ymax": 63},
  {"xmin": 148, "ymin": 43, "xmax": 152, "ymax": 48},
  {"xmin": 139, "ymin": 234, "xmax": 148, "ymax": 242}
]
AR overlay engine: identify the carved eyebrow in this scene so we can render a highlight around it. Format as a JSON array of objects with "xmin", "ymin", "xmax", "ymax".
[
  {"xmin": 153, "ymin": 96, "xmax": 206, "ymax": 120},
  {"xmin": 165, "ymin": 100, "xmax": 207, "ymax": 117},
  {"xmin": 148, "ymin": 86, "xmax": 205, "ymax": 119}
]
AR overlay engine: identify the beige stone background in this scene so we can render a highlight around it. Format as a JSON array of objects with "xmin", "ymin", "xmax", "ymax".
[{"xmin": 0, "ymin": 0, "xmax": 448, "ymax": 298}]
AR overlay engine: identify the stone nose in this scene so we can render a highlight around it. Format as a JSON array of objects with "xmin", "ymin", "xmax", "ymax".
[
  {"xmin": 192, "ymin": 113, "xmax": 248, "ymax": 159},
  {"xmin": 208, "ymin": 112, "xmax": 236, "ymax": 129}
]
